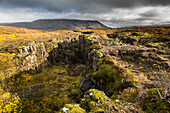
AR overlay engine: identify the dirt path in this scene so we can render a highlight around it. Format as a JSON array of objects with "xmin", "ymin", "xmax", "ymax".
[{"xmin": 114, "ymin": 56, "xmax": 153, "ymax": 97}]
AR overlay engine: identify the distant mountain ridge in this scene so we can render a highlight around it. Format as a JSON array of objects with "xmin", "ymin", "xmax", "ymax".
[{"xmin": 0, "ymin": 19, "xmax": 109, "ymax": 30}]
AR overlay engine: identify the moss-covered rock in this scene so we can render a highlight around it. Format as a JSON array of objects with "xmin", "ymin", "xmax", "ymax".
[
  {"xmin": 79, "ymin": 89, "xmax": 143, "ymax": 113},
  {"xmin": 60, "ymin": 104, "xmax": 85, "ymax": 113}
]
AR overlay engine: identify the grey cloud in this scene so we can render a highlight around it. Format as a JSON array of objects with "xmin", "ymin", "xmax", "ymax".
[
  {"xmin": 140, "ymin": 10, "xmax": 160, "ymax": 18},
  {"xmin": 0, "ymin": 0, "xmax": 170, "ymax": 13},
  {"xmin": 0, "ymin": 0, "xmax": 170, "ymax": 27}
]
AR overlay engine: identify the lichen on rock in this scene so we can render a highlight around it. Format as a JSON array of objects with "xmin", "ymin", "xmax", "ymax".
[{"xmin": 60, "ymin": 104, "xmax": 85, "ymax": 113}]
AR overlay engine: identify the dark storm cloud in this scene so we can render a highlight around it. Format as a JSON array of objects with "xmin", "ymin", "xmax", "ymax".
[
  {"xmin": 0, "ymin": 0, "xmax": 169, "ymax": 27},
  {"xmin": 0, "ymin": 0, "xmax": 170, "ymax": 13}
]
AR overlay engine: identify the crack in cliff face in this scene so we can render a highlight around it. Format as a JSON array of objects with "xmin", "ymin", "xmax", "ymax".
[
  {"xmin": 48, "ymin": 35, "xmax": 94, "ymax": 65},
  {"xmin": 10, "ymin": 35, "xmax": 100, "ymax": 76}
]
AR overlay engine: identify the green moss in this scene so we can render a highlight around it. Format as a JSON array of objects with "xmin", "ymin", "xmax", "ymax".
[
  {"xmin": 39, "ymin": 45, "xmax": 44, "ymax": 48},
  {"xmin": 89, "ymin": 89, "xmax": 110, "ymax": 103},
  {"xmin": 93, "ymin": 64, "xmax": 113, "ymax": 78},
  {"xmin": 119, "ymin": 88, "xmax": 139, "ymax": 103},
  {"xmin": 97, "ymin": 50, "xmax": 102, "ymax": 55},
  {"xmin": 81, "ymin": 34, "xmax": 90, "ymax": 39},
  {"xmin": 69, "ymin": 107, "xmax": 85, "ymax": 113},
  {"xmin": 0, "ymin": 92, "xmax": 22, "ymax": 113},
  {"xmin": 125, "ymin": 70, "xmax": 138, "ymax": 83},
  {"xmin": 96, "ymin": 58, "xmax": 104, "ymax": 67},
  {"xmin": 11, "ymin": 53, "xmax": 17, "ymax": 57},
  {"xmin": 17, "ymin": 45, "xmax": 25, "ymax": 50},
  {"xmin": 104, "ymin": 54, "xmax": 117, "ymax": 64},
  {"xmin": 110, "ymin": 95, "xmax": 118, "ymax": 100},
  {"xmin": 60, "ymin": 104, "xmax": 85, "ymax": 113},
  {"xmin": 92, "ymin": 64, "xmax": 120, "ymax": 80},
  {"xmin": 65, "ymin": 104, "xmax": 74, "ymax": 109},
  {"xmin": 80, "ymin": 89, "xmax": 116, "ymax": 112},
  {"xmin": 93, "ymin": 56, "xmax": 135, "ymax": 95},
  {"xmin": 7, "ymin": 64, "xmax": 83, "ymax": 112},
  {"xmin": 141, "ymin": 88, "xmax": 170, "ymax": 113},
  {"xmin": 0, "ymin": 53, "xmax": 15, "ymax": 71},
  {"xmin": 88, "ymin": 43, "xmax": 100, "ymax": 50}
]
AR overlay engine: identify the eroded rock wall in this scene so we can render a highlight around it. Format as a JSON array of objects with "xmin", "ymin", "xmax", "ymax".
[{"xmin": 12, "ymin": 35, "xmax": 100, "ymax": 74}]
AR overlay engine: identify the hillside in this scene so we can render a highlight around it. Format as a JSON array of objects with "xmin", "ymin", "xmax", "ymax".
[
  {"xmin": 0, "ymin": 26, "xmax": 169, "ymax": 113},
  {"xmin": 0, "ymin": 19, "xmax": 109, "ymax": 30}
]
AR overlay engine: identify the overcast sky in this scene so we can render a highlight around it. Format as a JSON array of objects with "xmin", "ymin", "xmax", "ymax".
[{"xmin": 0, "ymin": 0, "xmax": 170, "ymax": 27}]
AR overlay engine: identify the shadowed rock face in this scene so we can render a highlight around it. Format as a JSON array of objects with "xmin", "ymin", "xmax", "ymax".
[
  {"xmin": 1, "ymin": 19, "xmax": 109, "ymax": 30},
  {"xmin": 11, "ymin": 35, "xmax": 96, "ymax": 75}
]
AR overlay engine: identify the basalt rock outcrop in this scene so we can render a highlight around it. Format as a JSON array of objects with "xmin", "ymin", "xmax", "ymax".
[
  {"xmin": 13, "ymin": 41, "xmax": 49, "ymax": 74},
  {"xmin": 11, "ymin": 34, "xmax": 104, "ymax": 75}
]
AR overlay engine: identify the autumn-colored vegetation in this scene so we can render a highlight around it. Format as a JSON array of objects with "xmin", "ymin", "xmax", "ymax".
[{"xmin": 0, "ymin": 25, "xmax": 169, "ymax": 112}]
